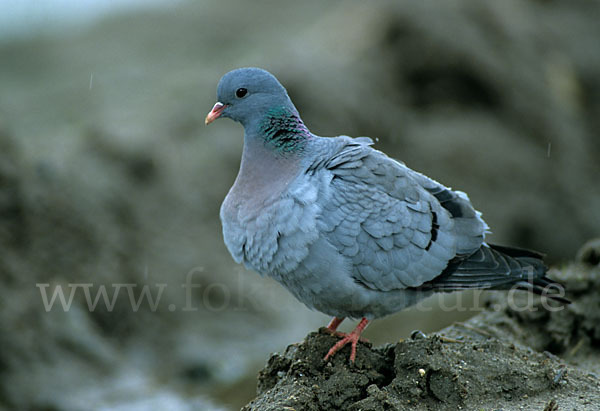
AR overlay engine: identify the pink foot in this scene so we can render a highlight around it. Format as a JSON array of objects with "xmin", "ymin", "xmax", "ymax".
[
  {"xmin": 325, "ymin": 316, "xmax": 345, "ymax": 333},
  {"xmin": 323, "ymin": 317, "xmax": 369, "ymax": 363},
  {"xmin": 323, "ymin": 316, "xmax": 345, "ymax": 337}
]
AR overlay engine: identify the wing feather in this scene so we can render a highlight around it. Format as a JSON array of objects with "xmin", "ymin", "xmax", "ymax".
[{"xmin": 312, "ymin": 136, "xmax": 487, "ymax": 291}]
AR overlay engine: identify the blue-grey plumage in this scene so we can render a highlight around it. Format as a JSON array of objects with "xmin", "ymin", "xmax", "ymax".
[{"xmin": 206, "ymin": 67, "xmax": 568, "ymax": 362}]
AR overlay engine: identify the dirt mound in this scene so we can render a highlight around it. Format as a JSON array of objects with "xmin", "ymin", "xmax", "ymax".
[{"xmin": 243, "ymin": 248, "xmax": 600, "ymax": 410}]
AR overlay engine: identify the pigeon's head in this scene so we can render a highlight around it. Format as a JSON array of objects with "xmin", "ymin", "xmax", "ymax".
[{"xmin": 205, "ymin": 68, "xmax": 297, "ymax": 128}]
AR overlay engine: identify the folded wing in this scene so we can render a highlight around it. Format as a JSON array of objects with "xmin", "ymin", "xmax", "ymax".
[{"xmin": 312, "ymin": 136, "xmax": 488, "ymax": 291}]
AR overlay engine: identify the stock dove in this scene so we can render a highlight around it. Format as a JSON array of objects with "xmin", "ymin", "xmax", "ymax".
[{"xmin": 205, "ymin": 68, "xmax": 568, "ymax": 362}]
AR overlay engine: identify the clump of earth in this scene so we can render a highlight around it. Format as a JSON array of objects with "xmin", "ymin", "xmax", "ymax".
[{"xmin": 243, "ymin": 240, "xmax": 600, "ymax": 410}]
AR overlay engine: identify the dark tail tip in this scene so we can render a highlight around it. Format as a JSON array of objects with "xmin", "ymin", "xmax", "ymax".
[{"xmin": 514, "ymin": 276, "xmax": 571, "ymax": 305}]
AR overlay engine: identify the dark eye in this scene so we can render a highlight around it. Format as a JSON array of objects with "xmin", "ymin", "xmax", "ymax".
[{"xmin": 235, "ymin": 88, "xmax": 248, "ymax": 98}]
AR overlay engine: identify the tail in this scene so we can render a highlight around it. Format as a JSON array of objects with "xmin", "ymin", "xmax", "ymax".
[{"xmin": 420, "ymin": 244, "xmax": 570, "ymax": 304}]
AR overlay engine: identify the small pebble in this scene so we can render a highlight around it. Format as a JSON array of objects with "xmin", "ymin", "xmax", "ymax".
[
  {"xmin": 367, "ymin": 384, "xmax": 380, "ymax": 395},
  {"xmin": 410, "ymin": 330, "xmax": 427, "ymax": 340},
  {"xmin": 553, "ymin": 366, "xmax": 567, "ymax": 385}
]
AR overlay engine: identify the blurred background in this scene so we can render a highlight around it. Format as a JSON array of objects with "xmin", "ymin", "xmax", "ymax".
[{"xmin": 1, "ymin": 0, "xmax": 599, "ymax": 409}]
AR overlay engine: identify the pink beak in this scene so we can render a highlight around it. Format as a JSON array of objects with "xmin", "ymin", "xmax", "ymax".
[{"xmin": 205, "ymin": 102, "xmax": 226, "ymax": 125}]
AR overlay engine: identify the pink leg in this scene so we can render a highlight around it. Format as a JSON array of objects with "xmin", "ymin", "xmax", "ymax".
[
  {"xmin": 324, "ymin": 317, "xmax": 370, "ymax": 363},
  {"xmin": 326, "ymin": 316, "xmax": 345, "ymax": 332}
]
